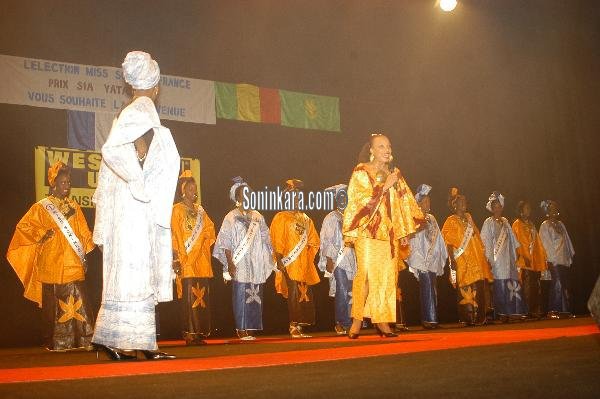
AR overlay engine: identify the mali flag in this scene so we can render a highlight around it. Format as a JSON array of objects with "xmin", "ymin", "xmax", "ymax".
[{"xmin": 215, "ymin": 82, "xmax": 281, "ymax": 124}]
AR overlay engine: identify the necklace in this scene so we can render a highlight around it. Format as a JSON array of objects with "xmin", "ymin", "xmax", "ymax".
[
  {"xmin": 50, "ymin": 195, "xmax": 73, "ymax": 216},
  {"xmin": 184, "ymin": 203, "xmax": 198, "ymax": 230},
  {"xmin": 137, "ymin": 151, "xmax": 147, "ymax": 162}
]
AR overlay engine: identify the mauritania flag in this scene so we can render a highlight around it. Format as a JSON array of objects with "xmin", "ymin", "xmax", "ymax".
[
  {"xmin": 280, "ymin": 90, "xmax": 340, "ymax": 132},
  {"xmin": 216, "ymin": 82, "xmax": 340, "ymax": 132}
]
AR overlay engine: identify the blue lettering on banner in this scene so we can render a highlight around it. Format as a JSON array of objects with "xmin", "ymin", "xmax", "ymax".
[
  {"xmin": 48, "ymin": 79, "xmax": 69, "ymax": 89},
  {"xmin": 159, "ymin": 76, "xmax": 191, "ymax": 89},
  {"xmin": 85, "ymin": 66, "xmax": 108, "ymax": 78},
  {"xmin": 75, "ymin": 81, "xmax": 94, "ymax": 91},
  {"xmin": 157, "ymin": 105, "xmax": 186, "ymax": 117},
  {"xmin": 112, "ymin": 99, "xmax": 126, "ymax": 110},
  {"xmin": 103, "ymin": 84, "xmax": 127, "ymax": 95},
  {"xmin": 23, "ymin": 59, "xmax": 80, "ymax": 75},
  {"xmin": 27, "ymin": 91, "xmax": 55, "ymax": 103},
  {"xmin": 59, "ymin": 95, "xmax": 106, "ymax": 109}
]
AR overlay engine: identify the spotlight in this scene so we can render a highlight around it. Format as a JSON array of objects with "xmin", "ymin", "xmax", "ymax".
[{"xmin": 440, "ymin": 0, "xmax": 457, "ymax": 12}]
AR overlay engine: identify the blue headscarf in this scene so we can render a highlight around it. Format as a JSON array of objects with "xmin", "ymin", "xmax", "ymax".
[
  {"xmin": 486, "ymin": 191, "xmax": 505, "ymax": 212},
  {"xmin": 415, "ymin": 184, "xmax": 432, "ymax": 203}
]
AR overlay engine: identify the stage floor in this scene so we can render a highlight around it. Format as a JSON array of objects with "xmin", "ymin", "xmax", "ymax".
[{"xmin": 0, "ymin": 317, "xmax": 598, "ymax": 398}]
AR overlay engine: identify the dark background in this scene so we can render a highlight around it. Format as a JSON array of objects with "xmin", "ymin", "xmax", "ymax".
[{"xmin": 1, "ymin": 0, "xmax": 599, "ymax": 347}]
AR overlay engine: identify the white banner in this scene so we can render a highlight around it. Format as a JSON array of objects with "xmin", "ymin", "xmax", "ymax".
[{"xmin": 0, "ymin": 54, "xmax": 216, "ymax": 125}]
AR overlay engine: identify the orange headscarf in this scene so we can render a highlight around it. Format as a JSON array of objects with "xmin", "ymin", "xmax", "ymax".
[
  {"xmin": 47, "ymin": 161, "xmax": 69, "ymax": 187},
  {"xmin": 179, "ymin": 170, "xmax": 195, "ymax": 195},
  {"xmin": 448, "ymin": 187, "xmax": 464, "ymax": 210},
  {"xmin": 285, "ymin": 178, "xmax": 304, "ymax": 192}
]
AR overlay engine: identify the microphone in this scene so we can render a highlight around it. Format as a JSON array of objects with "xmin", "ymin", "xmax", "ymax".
[{"xmin": 388, "ymin": 162, "xmax": 400, "ymax": 190}]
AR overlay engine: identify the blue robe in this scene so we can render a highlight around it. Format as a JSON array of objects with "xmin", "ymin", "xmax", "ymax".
[
  {"xmin": 407, "ymin": 213, "xmax": 448, "ymax": 324},
  {"xmin": 539, "ymin": 220, "xmax": 574, "ymax": 314},
  {"xmin": 481, "ymin": 217, "xmax": 526, "ymax": 317},
  {"xmin": 318, "ymin": 210, "xmax": 357, "ymax": 329},
  {"xmin": 214, "ymin": 209, "xmax": 274, "ymax": 330}
]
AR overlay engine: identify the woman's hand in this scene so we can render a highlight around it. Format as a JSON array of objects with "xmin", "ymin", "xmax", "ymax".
[
  {"xmin": 172, "ymin": 259, "xmax": 181, "ymax": 275},
  {"xmin": 227, "ymin": 262, "xmax": 236, "ymax": 279},
  {"xmin": 39, "ymin": 229, "xmax": 54, "ymax": 243},
  {"xmin": 325, "ymin": 258, "xmax": 335, "ymax": 274},
  {"xmin": 383, "ymin": 169, "xmax": 400, "ymax": 192},
  {"xmin": 276, "ymin": 260, "xmax": 285, "ymax": 271}
]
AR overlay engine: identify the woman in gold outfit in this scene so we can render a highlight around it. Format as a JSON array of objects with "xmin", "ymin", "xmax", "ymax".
[{"xmin": 342, "ymin": 133, "xmax": 423, "ymax": 338}]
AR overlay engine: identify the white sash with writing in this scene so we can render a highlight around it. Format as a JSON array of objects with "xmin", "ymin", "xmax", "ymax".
[
  {"xmin": 281, "ymin": 227, "xmax": 308, "ymax": 267},
  {"xmin": 324, "ymin": 245, "xmax": 348, "ymax": 278},
  {"xmin": 232, "ymin": 216, "xmax": 260, "ymax": 266},
  {"xmin": 424, "ymin": 217, "xmax": 439, "ymax": 265},
  {"xmin": 493, "ymin": 223, "xmax": 508, "ymax": 262},
  {"xmin": 40, "ymin": 197, "xmax": 86, "ymax": 262},
  {"xmin": 528, "ymin": 223, "xmax": 536, "ymax": 255},
  {"xmin": 453, "ymin": 220, "xmax": 473, "ymax": 259},
  {"xmin": 184, "ymin": 206, "xmax": 204, "ymax": 255}
]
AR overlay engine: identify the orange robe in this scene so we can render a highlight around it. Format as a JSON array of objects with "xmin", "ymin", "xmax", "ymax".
[
  {"xmin": 270, "ymin": 211, "xmax": 320, "ymax": 298},
  {"xmin": 441, "ymin": 213, "xmax": 493, "ymax": 287},
  {"xmin": 512, "ymin": 219, "xmax": 547, "ymax": 272},
  {"xmin": 6, "ymin": 197, "xmax": 94, "ymax": 307},
  {"xmin": 171, "ymin": 202, "xmax": 216, "ymax": 298}
]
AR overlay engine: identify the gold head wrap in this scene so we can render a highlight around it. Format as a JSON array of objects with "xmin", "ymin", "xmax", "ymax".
[{"xmin": 48, "ymin": 161, "xmax": 69, "ymax": 187}]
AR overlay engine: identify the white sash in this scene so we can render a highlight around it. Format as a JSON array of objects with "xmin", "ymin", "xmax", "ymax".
[
  {"xmin": 281, "ymin": 224, "xmax": 308, "ymax": 267},
  {"xmin": 453, "ymin": 220, "xmax": 473, "ymax": 259},
  {"xmin": 424, "ymin": 216, "xmax": 439, "ymax": 265},
  {"xmin": 40, "ymin": 198, "xmax": 86, "ymax": 262},
  {"xmin": 528, "ymin": 223, "xmax": 536, "ymax": 256},
  {"xmin": 232, "ymin": 216, "xmax": 260, "ymax": 266},
  {"xmin": 493, "ymin": 223, "xmax": 508, "ymax": 262},
  {"xmin": 184, "ymin": 206, "xmax": 204, "ymax": 255},
  {"xmin": 324, "ymin": 245, "xmax": 348, "ymax": 278}
]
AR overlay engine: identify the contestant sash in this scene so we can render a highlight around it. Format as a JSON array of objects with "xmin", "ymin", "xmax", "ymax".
[
  {"xmin": 232, "ymin": 215, "xmax": 260, "ymax": 266},
  {"xmin": 184, "ymin": 206, "xmax": 204, "ymax": 255},
  {"xmin": 281, "ymin": 224, "xmax": 308, "ymax": 267},
  {"xmin": 324, "ymin": 245, "xmax": 348, "ymax": 278},
  {"xmin": 40, "ymin": 197, "xmax": 86, "ymax": 262},
  {"xmin": 424, "ymin": 216, "xmax": 439, "ymax": 265},
  {"xmin": 493, "ymin": 223, "xmax": 508, "ymax": 262},
  {"xmin": 453, "ymin": 220, "xmax": 473, "ymax": 259}
]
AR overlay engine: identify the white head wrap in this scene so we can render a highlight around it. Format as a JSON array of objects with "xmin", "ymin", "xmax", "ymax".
[
  {"xmin": 122, "ymin": 51, "xmax": 160, "ymax": 90},
  {"xmin": 324, "ymin": 184, "xmax": 347, "ymax": 196},
  {"xmin": 230, "ymin": 176, "xmax": 249, "ymax": 202},
  {"xmin": 486, "ymin": 191, "xmax": 505, "ymax": 212},
  {"xmin": 415, "ymin": 184, "xmax": 432, "ymax": 203},
  {"xmin": 540, "ymin": 200, "xmax": 556, "ymax": 214},
  {"xmin": 325, "ymin": 184, "xmax": 348, "ymax": 210}
]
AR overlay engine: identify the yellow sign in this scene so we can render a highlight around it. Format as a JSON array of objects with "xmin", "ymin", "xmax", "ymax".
[{"xmin": 35, "ymin": 146, "xmax": 201, "ymax": 208}]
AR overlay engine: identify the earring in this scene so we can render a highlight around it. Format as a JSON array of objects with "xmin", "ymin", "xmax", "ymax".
[
  {"xmin": 235, "ymin": 201, "xmax": 242, "ymax": 207},
  {"xmin": 369, "ymin": 153, "xmax": 374, "ymax": 162},
  {"xmin": 389, "ymin": 154, "xmax": 394, "ymax": 162}
]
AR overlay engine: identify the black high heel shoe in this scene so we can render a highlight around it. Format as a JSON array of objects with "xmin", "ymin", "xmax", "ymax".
[
  {"xmin": 95, "ymin": 344, "xmax": 137, "ymax": 361},
  {"xmin": 374, "ymin": 324, "xmax": 398, "ymax": 338},
  {"xmin": 140, "ymin": 350, "xmax": 176, "ymax": 360}
]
